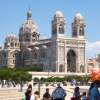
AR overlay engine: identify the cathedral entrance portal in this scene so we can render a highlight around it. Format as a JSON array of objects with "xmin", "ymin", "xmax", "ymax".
[{"xmin": 67, "ymin": 50, "xmax": 76, "ymax": 72}]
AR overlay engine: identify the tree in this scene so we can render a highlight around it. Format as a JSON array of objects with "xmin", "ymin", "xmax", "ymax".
[
  {"xmin": 0, "ymin": 69, "xmax": 12, "ymax": 87},
  {"xmin": 0, "ymin": 68, "xmax": 32, "ymax": 90},
  {"xmin": 11, "ymin": 71, "xmax": 32, "ymax": 91}
]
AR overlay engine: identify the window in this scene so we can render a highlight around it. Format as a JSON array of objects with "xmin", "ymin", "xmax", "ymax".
[
  {"xmin": 11, "ymin": 42, "xmax": 14, "ymax": 47},
  {"xmin": 24, "ymin": 34, "xmax": 30, "ymax": 42},
  {"xmin": 24, "ymin": 51, "xmax": 31, "ymax": 60},
  {"xmin": 34, "ymin": 52, "xmax": 37, "ymax": 59},
  {"xmin": 15, "ymin": 43, "xmax": 17, "ymax": 47},
  {"xmin": 41, "ymin": 51, "xmax": 46, "ymax": 59},
  {"xmin": 13, "ymin": 60, "xmax": 15, "ymax": 64},
  {"xmin": 59, "ymin": 24, "xmax": 64, "ymax": 34},
  {"xmin": 3, "ymin": 51, "xmax": 6, "ymax": 58},
  {"xmin": 59, "ymin": 64, "xmax": 64, "ymax": 72}
]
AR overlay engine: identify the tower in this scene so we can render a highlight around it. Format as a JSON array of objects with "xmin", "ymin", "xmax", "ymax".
[
  {"xmin": 4, "ymin": 33, "xmax": 19, "ymax": 50},
  {"xmin": 72, "ymin": 13, "xmax": 85, "ymax": 38},
  {"xmin": 52, "ymin": 10, "xmax": 66, "ymax": 39},
  {"xmin": 72, "ymin": 13, "xmax": 86, "ymax": 72},
  {"xmin": 50, "ymin": 10, "xmax": 66, "ymax": 72},
  {"xmin": 19, "ymin": 10, "xmax": 40, "ymax": 50},
  {"xmin": 4, "ymin": 33, "xmax": 20, "ymax": 68}
]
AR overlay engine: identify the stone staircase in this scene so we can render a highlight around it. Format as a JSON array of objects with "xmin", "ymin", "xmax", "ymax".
[{"xmin": 0, "ymin": 89, "xmax": 23, "ymax": 100}]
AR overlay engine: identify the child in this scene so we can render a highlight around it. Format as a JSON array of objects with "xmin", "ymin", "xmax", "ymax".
[{"xmin": 81, "ymin": 92, "xmax": 88, "ymax": 100}]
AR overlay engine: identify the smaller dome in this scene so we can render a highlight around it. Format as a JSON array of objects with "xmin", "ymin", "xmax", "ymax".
[
  {"xmin": 75, "ymin": 13, "xmax": 84, "ymax": 20},
  {"xmin": 55, "ymin": 10, "xmax": 63, "ymax": 17},
  {"xmin": 5, "ymin": 33, "xmax": 18, "ymax": 41}
]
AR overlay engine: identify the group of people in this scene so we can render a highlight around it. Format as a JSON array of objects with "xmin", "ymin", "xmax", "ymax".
[
  {"xmin": 71, "ymin": 86, "xmax": 88, "ymax": 100},
  {"xmin": 71, "ymin": 80, "xmax": 100, "ymax": 100},
  {"xmin": 22, "ymin": 81, "xmax": 100, "ymax": 100},
  {"xmin": 22, "ymin": 84, "xmax": 40, "ymax": 100},
  {"xmin": 22, "ymin": 84, "xmax": 66, "ymax": 100}
]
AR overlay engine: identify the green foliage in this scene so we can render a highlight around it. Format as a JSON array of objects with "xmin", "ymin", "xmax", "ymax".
[
  {"xmin": 0, "ymin": 68, "xmax": 32, "ymax": 85},
  {"xmin": 39, "ymin": 75, "xmax": 90, "ymax": 85},
  {"xmin": 33, "ymin": 77, "xmax": 39, "ymax": 82}
]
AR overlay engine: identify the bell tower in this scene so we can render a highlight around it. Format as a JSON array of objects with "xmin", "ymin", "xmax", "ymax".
[
  {"xmin": 52, "ymin": 10, "xmax": 66, "ymax": 39},
  {"xmin": 72, "ymin": 13, "xmax": 85, "ymax": 38}
]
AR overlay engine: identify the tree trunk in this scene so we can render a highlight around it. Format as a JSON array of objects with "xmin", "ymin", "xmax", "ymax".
[
  {"xmin": 20, "ymin": 81, "xmax": 23, "ymax": 92},
  {"xmin": 1, "ymin": 80, "xmax": 4, "ymax": 88}
]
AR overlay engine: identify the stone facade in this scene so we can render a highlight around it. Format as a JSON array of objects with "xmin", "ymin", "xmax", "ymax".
[{"xmin": 0, "ymin": 10, "xmax": 86, "ymax": 73}]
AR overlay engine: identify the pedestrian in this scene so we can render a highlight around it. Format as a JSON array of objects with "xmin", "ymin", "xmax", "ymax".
[
  {"xmin": 81, "ymin": 92, "xmax": 88, "ymax": 100},
  {"xmin": 32, "ymin": 91, "xmax": 40, "ymax": 100},
  {"xmin": 22, "ymin": 89, "xmax": 32, "ymax": 100},
  {"xmin": 43, "ymin": 88, "xmax": 51, "ymax": 100},
  {"xmin": 88, "ymin": 82, "xmax": 95, "ymax": 99},
  {"xmin": 22, "ymin": 85, "xmax": 36, "ymax": 100},
  {"xmin": 71, "ymin": 86, "xmax": 81, "ymax": 100},
  {"xmin": 28, "ymin": 84, "xmax": 32, "ymax": 91},
  {"xmin": 89, "ymin": 80, "xmax": 100, "ymax": 100},
  {"xmin": 52, "ymin": 83, "xmax": 66, "ymax": 100}
]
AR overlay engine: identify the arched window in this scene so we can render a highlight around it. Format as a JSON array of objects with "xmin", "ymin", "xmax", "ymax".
[
  {"xmin": 59, "ymin": 24, "xmax": 64, "ymax": 34},
  {"xmin": 80, "ymin": 65, "xmax": 84, "ymax": 73},
  {"xmin": 59, "ymin": 64, "xmax": 64, "ymax": 72},
  {"xmin": 24, "ymin": 33, "xmax": 30, "ymax": 42},
  {"xmin": 15, "ymin": 43, "xmax": 17, "ymax": 47},
  {"xmin": 11, "ymin": 42, "xmax": 14, "ymax": 47},
  {"xmin": 41, "ymin": 50, "xmax": 46, "ymax": 59},
  {"xmin": 2, "ymin": 51, "xmax": 6, "ymax": 58},
  {"xmin": 67, "ymin": 50, "xmax": 76, "ymax": 72},
  {"xmin": 34, "ymin": 52, "xmax": 37, "ymax": 59},
  {"xmin": 24, "ymin": 51, "xmax": 31, "ymax": 60}
]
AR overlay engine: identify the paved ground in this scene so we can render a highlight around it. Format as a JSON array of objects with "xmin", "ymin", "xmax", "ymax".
[{"xmin": 0, "ymin": 85, "xmax": 89, "ymax": 100}]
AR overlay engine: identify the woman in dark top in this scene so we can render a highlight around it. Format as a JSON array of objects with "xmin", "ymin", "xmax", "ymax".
[
  {"xmin": 22, "ymin": 89, "xmax": 32, "ymax": 100},
  {"xmin": 72, "ymin": 87, "xmax": 81, "ymax": 100},
  {"xmin": 43, "ymin": 88, "xmax": 51, "ymax": 100}
]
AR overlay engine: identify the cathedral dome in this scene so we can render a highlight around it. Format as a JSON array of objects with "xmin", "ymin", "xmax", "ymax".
[
  {"xmin": 75, "ymin": 13, "xmax": 84, "ymax": 20},
  {"xmin": 21, "ymin": 22, "xmax": 38, "ymax": 33},
  {"xmin": 5, "ymin": 33, "xmax": 18, "ymax": 41},
  {"xmin": 19, "ymin": 10, "xmax": 38, "ymax": 34},
  {"xmin": 55, "ymin": 10, "xmax": 63, "ymax": 17}
]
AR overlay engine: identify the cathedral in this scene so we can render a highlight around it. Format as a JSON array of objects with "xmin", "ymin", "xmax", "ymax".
[{"xmin": 0, "ymin": 10, "xmax": 86, "ymax": 73}]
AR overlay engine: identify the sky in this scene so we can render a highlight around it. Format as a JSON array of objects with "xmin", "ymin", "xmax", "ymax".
[{"xmin": 0, "ymin": 0, "xmax": 100, "ymax": 58}]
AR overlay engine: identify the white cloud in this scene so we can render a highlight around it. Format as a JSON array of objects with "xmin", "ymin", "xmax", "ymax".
[{"xmin": 86, "ymin": 41, "xmax": 100, "ymax": 58}]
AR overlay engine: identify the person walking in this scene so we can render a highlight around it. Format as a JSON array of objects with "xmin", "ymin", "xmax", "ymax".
[
  {"xmin": 71, "ymin": 86, "xmax": 81, "ymax": 100},
  {"xmin": 43, "ymin": 88, "xmax": 51, "ymax": 100},
  {"xmin": 22, "ymin": 85, "xmax": 35, "ymax": 100},
  {"xmin": 52, "ymin": 84, "xmax": 66, "ymax": 100},
  {"xmin": 89, "ymin": 80, "xmax": 100, "ymax": 100},
  {"xmin": 33, "ymin": 91, "xmax": 40, "ymax": 100},
  {"xmin": 22, "ymin": 89, "xmax": 32, "ymax": 100},
  {"xmin": 81, "ymin": 92, "xmax": 88, "ymax": 100}
]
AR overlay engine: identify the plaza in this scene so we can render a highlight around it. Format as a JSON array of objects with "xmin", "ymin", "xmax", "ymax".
[
  {"xmin": 0, "ymin": 0, "xmax": 100, "ymax": 99},
  {"xmin": 0, "ymin": 84, "xmax": 89, "ymax": 100}
]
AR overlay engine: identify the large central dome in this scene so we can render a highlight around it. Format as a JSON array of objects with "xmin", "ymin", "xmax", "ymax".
[{"xmin": 19, "ymin": 10, "xmax": 38, "ymax": 34}]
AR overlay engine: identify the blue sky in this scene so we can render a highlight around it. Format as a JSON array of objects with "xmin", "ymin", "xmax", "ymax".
[{"xmin": 0, "ymin": 0, "xmax": 100, "ymax": 58}]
